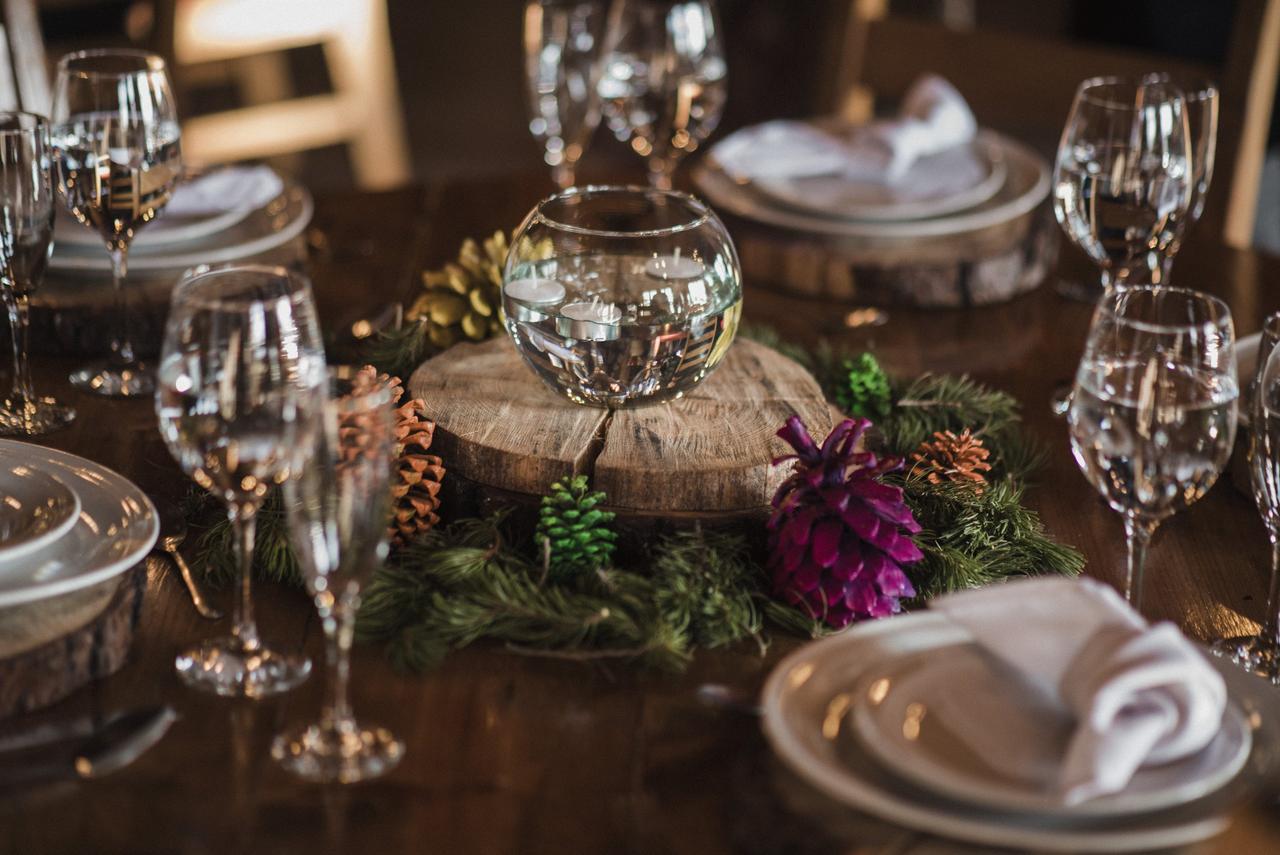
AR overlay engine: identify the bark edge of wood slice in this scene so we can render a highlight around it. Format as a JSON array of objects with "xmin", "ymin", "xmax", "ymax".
[{"xmin": 409, "ymin": 337, "xmax": 833, "ymax": 518}]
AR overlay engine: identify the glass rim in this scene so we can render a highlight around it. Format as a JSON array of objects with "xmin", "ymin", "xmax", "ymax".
[
  {"xmin": 57, "ymin": 48, "xmax": 167, "ymax": 78},
  {"xmin": 1096, "ymin": 284, "xmax": 1234, "ymax": 335},
  {"xmin": 1141, "ymin": 72, "xmax": 1218, "ymax": 103},
  {"xmin": 1074, "ymin": 75, "xmax": 1187, "ymax": 111},
  {"xmin": 0, "ymin": 110, "xmax": 48, "ymax": 138},
  {"xmin": 532, "ymin": 184, "xmax": 712, "ymax": 238},
  {"xmin": 172, "ymin": 263, "xmax": 313, "ymax": 312}
]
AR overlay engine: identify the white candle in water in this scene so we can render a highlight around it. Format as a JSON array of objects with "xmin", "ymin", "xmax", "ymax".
[
  {"xmin": 504, "ymin": 277, "xmax": 566, "ymax": 305},
  {"xmin": 558, "ymin": 299, "xmax": 622, "ymax": 341},
  {"xmin": 644, "ymin": 248, "xmax": 705, "ymax": 281}
]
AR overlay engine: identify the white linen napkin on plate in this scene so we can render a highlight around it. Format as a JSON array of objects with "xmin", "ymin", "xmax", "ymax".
[
  {"xmin": 711, "ymin": 74, "xmax": 976, "ymax": 185},
  {"xmin": 930, "ymin": 577, "xmax": 1227, "ymax": 804},
  {"xmin": 165, "ymin": 165, "xmax": 284, "ymax": 218}
]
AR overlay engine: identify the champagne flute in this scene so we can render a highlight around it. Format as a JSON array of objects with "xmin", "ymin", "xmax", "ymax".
[
  {"xmin": 156, "ymin": 264, "xmax": 325, "ymax": 697},
  {"xmin": 1052, "ymin": 76, "xmax": 1192, "ymax": 300},
  {"xmin": 1212, "ymin": 311, "xmax": 1280, "ymax": 678},
  {"xmin": 0, "ymin": 112, "xmax": 75, "ymax": 435},
  {"xmin": 1068, "ymin": 285, "xmax": 1238, "ymax": 611},
  {"xmin": 274, "ymin": 367, "xmax": 403, "ymax": 782},
  {"xmin": 598, "ymin": 0, "xmax": 727, "ymax": 189},
  {"xmin": 51, "ymin": 49, "xmax": 182, "ymax": 397},
  {"xmin": 524, "ymin": 0, "xmax": 606, "ymax": 188}
]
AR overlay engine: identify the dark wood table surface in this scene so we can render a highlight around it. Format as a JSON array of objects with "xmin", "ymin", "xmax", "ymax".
[{"xmin": 4, "ymin": 175, "xmax": 1280, "ymax": 854}]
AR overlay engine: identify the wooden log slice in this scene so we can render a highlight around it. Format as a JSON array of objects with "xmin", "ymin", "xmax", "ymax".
[
  {"xmin": 409, "ymin": 337, "xmax": 833, "ymax": 521},
  {"xmin": 0, "ymin": 565, "xmax": 146, "ymax": 720}
]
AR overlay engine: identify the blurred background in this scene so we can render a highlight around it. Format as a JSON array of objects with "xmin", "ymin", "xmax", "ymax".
[{"xmin": 14, "ymin": 0, "xmax": 1280, "ymax": 251}]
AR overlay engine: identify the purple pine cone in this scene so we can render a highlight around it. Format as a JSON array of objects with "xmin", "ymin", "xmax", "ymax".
[{"xmin": 768, "ymin": 416, "xmax": 922, "ymax": 627}]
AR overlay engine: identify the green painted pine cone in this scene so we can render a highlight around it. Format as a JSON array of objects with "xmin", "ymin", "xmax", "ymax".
[
  {"xmin": 838, "ymin": 352, "xmax": 892, "ymax": 421},
  {"xmin": 537, "ymin": 475, "xmax": 617, "ymax": 581}
]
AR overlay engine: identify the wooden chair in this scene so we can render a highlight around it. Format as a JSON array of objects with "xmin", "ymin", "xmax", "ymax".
[
  {"xmin": 156, "ymin": 0, "xmax": 412, "ymax": 190},
  {"xmin": 0, "ymin": 0, "xmax": 49, "ymax": 113},
  {"xmin": 830, "ymin": 0, "xmax": 1280, "ymax": 250}
]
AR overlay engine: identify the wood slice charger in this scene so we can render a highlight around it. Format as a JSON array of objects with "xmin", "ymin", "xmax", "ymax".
[
  {"xmin": 0, "ymin": 567, "xmax": 146, "ymax": 719},
  {"xmin": 409, "ymin": 337, "xmax": 834, "ymax": 533}
]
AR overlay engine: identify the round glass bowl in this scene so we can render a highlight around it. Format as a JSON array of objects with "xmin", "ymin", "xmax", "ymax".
[{"xmin": 503, "ymin": 186, "xmax": 742, "ymax": 407}]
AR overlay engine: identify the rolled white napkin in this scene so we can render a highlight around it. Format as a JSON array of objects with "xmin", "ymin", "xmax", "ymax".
[
  {"xmin": 711, "ymin": 74, "xmax": 976, "ymax": 185},
  {"xmin": 930, "ymin": 577, "xmax": 1227, "ymax": 805},
  {"xmin": 165, "ymin": 165, "xmax": 284, "ymax": 218}
]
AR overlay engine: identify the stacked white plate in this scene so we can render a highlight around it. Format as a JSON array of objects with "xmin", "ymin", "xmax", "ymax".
[
  {"xmin": 48, "ymin": 166, "xmax": 314, "ymax": 278},
  {"xmin": 693, "ymin": 123, "xmax": 1050, "ymax": 239},
  {"xmin": 761, "ymin": 613, "xmax": 1280, "ymax": 852},
  {"xmin": 0, "ymin": 440, "xmax": 157, "ymax": 609}
]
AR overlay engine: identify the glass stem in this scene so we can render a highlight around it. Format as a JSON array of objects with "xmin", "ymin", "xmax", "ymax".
[
  {"xmin": 551, "ymin": 162, "xmax": 575, "ymax": 190},
  {"xmin": 648, "ymin": 164, "xmax": 674, "ymax": 191},
  {"xmin": 1123, "ymin": 515, "xmax": 1157, "ymax": 612},
  {"xmin": 230, "ymin": 506, "xmax": 262, "ymax": 653},
  {"xmin": 321, "ymin": 593, "xmax": 358, "ymax": 729},
  {"xmin": 1265, "ymin": 527, "xmax": 1280, "ymax": 648},
  {"xmin": 1, "ymin": 288, "xmax": 31, "ymax": 407},
  {"xmin": 108, "ymin": 243, "xmax": 135, "ymax": 367}
]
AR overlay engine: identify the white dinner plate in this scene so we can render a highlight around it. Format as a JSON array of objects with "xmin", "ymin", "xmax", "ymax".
[
  {"xmin": 749, "ymin": 137, "xmax": 1007, "ymax": 222},
  {"xmin": 761, "ymin": 612, "xmax": 1278, "ymax": 853},
  {"xmin": 55, "ymin": 203, "xmax": 249, "ymax": 251},
  {"xmin": 0, "ymin": 461, "xmax": 80, "ymax": 564},
  {"xmin": 850, "ymin": 643, "xmax": 1253, "ymax": 818},
  {"xmin": 49, "ymin": 181, "xmax": 313, "ymax": 275},
  {"xmin": 694, "ymin": 130, "xmax": 1050, "ymax": 240},
  {"xmin": 0, "ymin": 440, "xmax": 157, "ymax": 608}
]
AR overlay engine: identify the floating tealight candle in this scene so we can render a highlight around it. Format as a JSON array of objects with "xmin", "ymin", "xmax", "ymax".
[
  {"xmin": 644, "ymin": 248, "xmax": 705, "ymax": 281},
  {"xmin": 504, "ymin": 277, "xmax": 566, "ymax": 321},
  {"xmin": 557, "ymin": 300, "xmax": 623, "ymax": 341}
]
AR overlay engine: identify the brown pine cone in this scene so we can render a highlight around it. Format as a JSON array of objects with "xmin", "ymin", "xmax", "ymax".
[{"xmin": 910, "ymin": 428, "xmax": 992, "ymax": 492}]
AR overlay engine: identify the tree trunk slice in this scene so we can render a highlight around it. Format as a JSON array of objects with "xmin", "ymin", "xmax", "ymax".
[
  {"xmin": 409, "ymin": 337, "xmax": 833, "ymax": 518},
  {"xmin": 0, "ymin": 565, "xmax": 146, "ymax": 720}
]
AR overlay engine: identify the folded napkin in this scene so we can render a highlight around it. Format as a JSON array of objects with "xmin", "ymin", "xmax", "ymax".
[
  {"xmin": 712, "ymin": 74, "xmax": 976, "ymax": 185},
  {"xmin": 165, "ymin": 165, "xmax": 284, "ymax": 218},
  {"xmin": 930, "ymin": 577, "xmax": 1226, "ymax": 805}
]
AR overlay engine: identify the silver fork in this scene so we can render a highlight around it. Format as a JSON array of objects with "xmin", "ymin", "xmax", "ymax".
[{"xmin": 153, "ymin": 501, "xmax": 223, "ymax": 620}]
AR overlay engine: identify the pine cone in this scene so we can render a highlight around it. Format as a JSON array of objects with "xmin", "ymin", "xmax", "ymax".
[
  {"xmin": 347, "ymin": 366, "xmax": 445, "ymax": 546},
  {"xmin": 407, "ymin": 231, "xmax": 508, "ymax": 350},
  {"xmin": 836, "ymin": 352, "xmax": 892, "ymax": 421},
  {"xmin": 911, "ymin": 429, "xmax": 992, "ymax": 491},
  {"xmin": 537, "ymin": 475, "xmax": 617, "ymax": 581}
]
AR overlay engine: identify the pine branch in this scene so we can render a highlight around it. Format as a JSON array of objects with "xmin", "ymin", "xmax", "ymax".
[{"xmin": 360, "ymin": 320, "xmax": 436, "ymax": 379}]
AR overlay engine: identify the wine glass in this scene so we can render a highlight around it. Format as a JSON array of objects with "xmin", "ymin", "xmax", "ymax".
[
  {"xmin": 524, "ymin": 0, "xmax": 606, "ymax": 188},
  {"xmin": 273, "ymin": 367, "xmax": 404, "ymax": 782},
  {"xmin": 1067, "ymin": 285, "xmax": 1238, "ymax": 611},
  {"xmin": 1148, "ymin": 75, "xmax": 1218, "ymax": 283},
  {"xmin": 156, "ymin": 264, "xmax": 325, "ymax": 697},
  {"xmin": 50, "ymin": 49, "xmax": 182, "ymax": 397},
  {"xmin": 0, "ymin": 112, "xmax": 75, "ymax": 435},
  {"xmin": 1052, "ymin": 76, "xmax": 1192, "ymax": 300},
  {"xmin": 1211, "ymin": 311, "xmax": 1280, "ymax": 679},
  {"xmin": 598, "ymin": 0, "xmax": 727, "ymax": 189}
]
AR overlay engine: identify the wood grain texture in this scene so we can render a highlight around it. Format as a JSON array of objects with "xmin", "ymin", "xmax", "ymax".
[
  {"xmin": 409, "ymin": 336, "xmax": 832, "ymax": 513},
  {"xmin": 0, "ymin": 566, "xmax": 144, "ymax": 719}
]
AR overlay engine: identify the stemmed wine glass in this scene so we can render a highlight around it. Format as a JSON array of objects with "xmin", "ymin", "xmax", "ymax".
[
  {"xmin": 1150, "ymin": 76, "xmax": 1218, "ymax": 283},
  {"xmin": 1052, "ymin": 76, "xmax": 1192, "ymax": 300},
  {"xmin": 524, "ymin": 0, "xmax": 606, "ymax": 188},
  {"xmin": 1212, "ymin": 311, "xmax": 1280, "ymax": 679},
  {"xmin": 273, "ymin": 367, "xmax": 404, "ymax": 782},
  {"xmin": 156, "ymin": 264, "xmax": 325, "ymax": 697},
  {"xmin": 598, "ymin": 0, "xmax": 727, "ymax": 189},
  {"xmin": 1067, "ymin": 285, "xmax": 1238, "ymax": 611},
  {"xmin": 50, "ymin": 49, "xmax": 182, "ymax": 397},
  {"xmin": 0, "ymin": 112, "xmax": 74, "ymax": 434}
]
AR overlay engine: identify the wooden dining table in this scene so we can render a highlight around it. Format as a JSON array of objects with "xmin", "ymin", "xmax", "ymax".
[{"xmin": 3, "ymin": 171, "xmax": 1280, "ymax": 855}]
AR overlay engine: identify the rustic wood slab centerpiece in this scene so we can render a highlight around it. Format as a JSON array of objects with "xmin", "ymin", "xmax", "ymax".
[{"xmin": 409, "ymin": 337, "xmax": 834, "ymax": 525}]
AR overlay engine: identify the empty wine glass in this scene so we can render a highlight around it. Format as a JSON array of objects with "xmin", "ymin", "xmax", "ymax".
[
  {"xmin": 0, "ymin": 112, "xmax": 74, "ymax": 435},
  {"xmin": 273, "ymin": 367, "xmax": 404, "ymax": 782},
  {"xmin": 1212, "ymin": 311, "xmax": 1280, "ymax": 679},
  {"xmin": 1053, "ymin": 76, "xmax": 1192, "ymax": 301},
  {"xmin": 156, "ymin": 264, "xmax": 325, "ymax": 697},
  {"xmin": 51, "ymin": 49, "xmax": 182, "ymax": 397},
  {"xmin": 524, "ymin": 0, "xmax": 606, "ymax": 188},
  {"xmin": 1068, "ymin": 285, "xmax": 1238, "ymax": 611},
  {"xmin": 598, "ymin": 0, "xmax": 727, "ymax": 189},
  {"xmin": 1148, "ymin": 75, "xmax": 1218, "ymax": 283}
]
